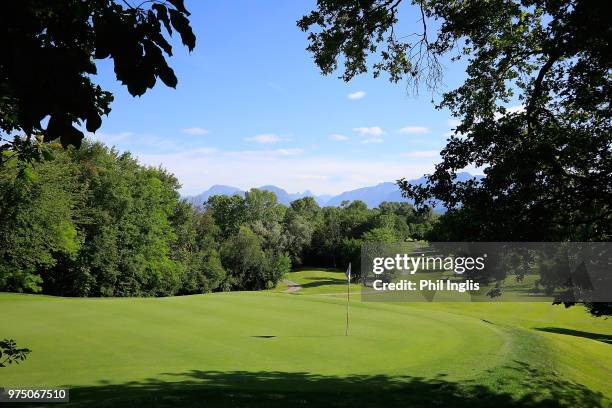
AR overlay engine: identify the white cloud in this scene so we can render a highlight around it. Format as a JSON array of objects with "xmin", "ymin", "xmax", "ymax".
[
  {"xmin": 244, "ymin": 134, "xmax": 289, "ymax": 144},
  {"xmin": 89, "ymin": 131, "xmax": 179, "ymax": 151},
  {"xmin": 90, "ymin": 131, "xmax": 133, "ymax": 144},
  {"xmin": 348, "ymin": 91, "xmax": 366, "ymax": 100},
  {"xmin": 330, "ymin": 134, "xmax": 349, "ymax": 141},
  {"xmin": 224, "ymin": 148, "xmax": 304, "ymax": 160},
  {"xmin": 400, "ymin": 150, "xmax": 440, "ymax": 158},
  {"xmin": 398, "ymin": 126, "xmax": 429, "ymax": 135},
  {"xmin": 361, "ymin": 138, "xmax": 384, "ymax": 144},
  {"xmin": 275, "ymin": 148, "xmax": 304, "ymax": 156},
  {"xmin": 506, "ymin": 105, "xmax": 525, "ymax": 114},
  {"xmin": 353, "ymin": 126, "xmax": 385, "ymax": 137},
  {"xmin": 493, "ymin": 105, "xmax": 525, "ymax": 120},
  {"xmin": 444, "ymin": 119, "xmax": 465, "ymax": 138},
  {"xmin": 191, "ymin": 147, "xmax": 219, "ymax": 154},
  {"xmin": 88, "ymin": 131, "xmax": 440, "ymax": 197},
  {"xmin": 181, "ymin": 127, "xmax": 209, "ymax": 136},
  {"xmin": 136, "ymin": 149, "xmax": 437, "ymax": 196},
  {"xmin": 296, "ymin": 175, "xmax": 329, "ymax": 182}
]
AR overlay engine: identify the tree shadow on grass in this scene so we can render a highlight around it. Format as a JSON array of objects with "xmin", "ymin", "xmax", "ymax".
[
  {"xmin": 293, "ymin": 267, "xmax": 341, "ymax": 273},
  {"xmin": 28, "ymin": 363, "xmax": 608, "ymax": 408},
  {"xmin": 535, "ymin": 327, "xmax": 612, "ymax": 344},
  {"xmin": 299, "ymin": 278, "xmax": 345, "ymax": 289}
]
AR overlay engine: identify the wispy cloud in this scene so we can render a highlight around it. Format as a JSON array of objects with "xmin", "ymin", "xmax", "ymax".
[
  {"xmin": 90, "ymin": 131, "xmax": 179, "ymax": 151},
  {"xmin": 181, "ymin": 127, "xmax": 209, "ymax": 136},
  {"xmin": 362, "ymin": 138, "xmax": 384, "ymax": 144},
  {"xmin": 90, "ymin": 131, "xmax": 133, "ymax": 144},
  {"xmin": 400, "ymin": 150, "xmax": 440, "ymax": 158},
  {"xmin": 191, "ymin": 147, "xmax": 219, "ymax": 154},
  {"xmin": 445, "ymin": 119, "xmax": 464, "ymax": 137},
  {"xmin": 506, "ymin": 105, "xmax": 525, "ymax": 114},
  {"xmin": 348, "ymin": 91, "xmax": 366, "ymax": 100},
  {"xmin": 398, "ymin": 126, "xmax": 429, "ymax": 135},
  {"xmin": 494, "ymin": 105, "xmax": 525, "ymax": 120},
  {"xmin": 244, "ymin": 133, "xmax": 289, "ymax": 144},
  {"xmin": 275, "ymin": 148, "xmax": 304, "ymax": 156},
  {"xmin": 353, "ymin": 126, "xmax": 385, "ymax": 137},
  {"xmin": 224, "ymin": 148, "xmax": 304, "ymax": 160},
  {"xmin": 136, "ymin": 149, "xmax": 437, "ymax": 196},
  {"xmin": 330, "ymin": 134, "xmax": 349, "ymax": 141}
]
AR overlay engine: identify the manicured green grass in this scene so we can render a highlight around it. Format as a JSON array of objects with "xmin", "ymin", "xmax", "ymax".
[
  {"xmin": 1, "ymin": 270, "xmax": 611, "ymax": 407},
  {"xmin": 272, "ymin": 267, "xmax": 363, "ymax": 294}
]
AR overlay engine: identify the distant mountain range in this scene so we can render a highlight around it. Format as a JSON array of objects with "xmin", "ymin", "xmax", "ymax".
[
  {"xmin": 185, "ymin": 172, "xmax": 478, "ymax": 210},
  {"xmin": 185, "ymin": 184, "xmax": 332, "ymax": 207}
]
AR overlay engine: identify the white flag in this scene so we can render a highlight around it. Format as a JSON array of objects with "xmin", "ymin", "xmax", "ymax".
[{"xmin": 346, "ymin": 262, "xmax": 351, "ymax": 281}]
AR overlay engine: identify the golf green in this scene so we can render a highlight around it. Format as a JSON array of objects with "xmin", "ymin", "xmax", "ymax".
[{"xmin": 1, "ymin": 270, "xmax": 611, "ymax": 407}]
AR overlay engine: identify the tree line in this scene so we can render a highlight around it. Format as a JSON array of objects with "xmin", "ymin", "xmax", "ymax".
[{"xmin": 0, "ymin": 141, "xmax": 435, "ymax": 297}]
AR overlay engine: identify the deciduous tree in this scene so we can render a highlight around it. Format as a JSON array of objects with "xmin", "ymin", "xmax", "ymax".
[
  {"xmin": 300, "ymin": 0, "xmax": 611, "ymax": 314},
  {"xmin": 1, "ymin": 0, "xmax": 195, "ymax": 158}
]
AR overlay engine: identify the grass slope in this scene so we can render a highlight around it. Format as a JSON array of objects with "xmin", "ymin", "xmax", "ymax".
[{"xmin": 1, "ymin": 270, "xmax": 611, "ymax": 407}]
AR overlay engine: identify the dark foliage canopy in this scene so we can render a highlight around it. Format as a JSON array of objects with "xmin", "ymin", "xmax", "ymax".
[
  {"xmin": 0, "ymin": 0, "xmax": 195, "ymax": 152},
  {"xmin": 299, "ymin": 0, "xmax": 611, "ymax": 242},
  {"xmin": 0, "ymin": 339, "xmax": 31, "ymax": 367}
]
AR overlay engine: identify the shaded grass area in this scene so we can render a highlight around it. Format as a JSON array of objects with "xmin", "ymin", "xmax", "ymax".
[
  {"xmin": 535, "ymin": 327, "xmax": 612, "ymax": 345},
  {"xmin": 26, "ymin": 366, "xmax": 607, "ymax": 408}
]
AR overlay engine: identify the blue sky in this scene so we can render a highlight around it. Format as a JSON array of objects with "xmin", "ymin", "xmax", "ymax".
[{"xmin": 91, "ymin": 0, "xmax": 473, "ymax": 195}]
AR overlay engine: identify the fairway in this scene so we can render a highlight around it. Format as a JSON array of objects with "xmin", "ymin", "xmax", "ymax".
[{"xmin": 1, "ymin": 270, "xmax": 611, "ymax": 407}]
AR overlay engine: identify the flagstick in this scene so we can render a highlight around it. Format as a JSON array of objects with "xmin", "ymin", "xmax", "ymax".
[{"xmin": 345, "ymin": 263, "xmax": 350, "ymax": 336}]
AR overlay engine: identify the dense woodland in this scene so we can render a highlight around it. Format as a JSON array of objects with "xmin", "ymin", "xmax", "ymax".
[{"xmin": 0, "ymin": 142, "xmax": 435, "ymax": 297}]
